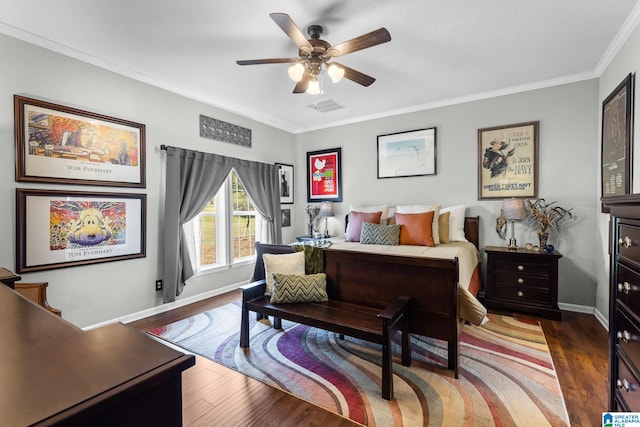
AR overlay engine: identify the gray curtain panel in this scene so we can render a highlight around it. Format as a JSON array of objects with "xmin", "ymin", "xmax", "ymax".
[{"xmin": 163, "ymin": 146, "xmax": 281, "ymax": 303}]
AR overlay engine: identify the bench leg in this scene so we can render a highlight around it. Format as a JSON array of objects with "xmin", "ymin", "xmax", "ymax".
[
  {"xmin": 381, "ymin": 320, "xmax": 393, "ymax": 400},
  {"xmin": 240, "ymin": 302, "xmax": 250, "ymax": 348},
  {"xmin": 401, "ymin": 318, "xmax": 411, "ymax": 367},
  {"xmin": 448, "ymin": 340, "xmax": 459, "ymax": 379},
  {"xmin": 273, "ymin": 316, "xmax": 282, "ymax": 329}
]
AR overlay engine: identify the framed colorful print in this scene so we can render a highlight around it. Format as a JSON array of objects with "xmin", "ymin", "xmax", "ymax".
[
  {"xmin": 478, "ymin": 121, "xmax": 539, "ymax": 200},
  {"xmin": 307, "ymin": 148, "xmax": 342, "ymax": 202},
  {"xmin": 601, "ymin": 73, "xmax": 634, "ymax": 211},
  {"xmin": 14, "ymin": 95, "xmax": 146, "ymax": 188},
  {"xmin": 276, "ymin": 163, "xmax": 294, "ymax": 204},
  {"xmin": 377, "ymin": 127, "xmax": 436, "ymax": 178},
  {"xmin": 16, "ymin": 188, "xmax": 146, "ymax": 273}
]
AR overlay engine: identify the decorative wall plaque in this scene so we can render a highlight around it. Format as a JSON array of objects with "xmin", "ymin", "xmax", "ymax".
[{"xmin": 199, "ymin": 114, "xmax": 252, "ymax": 147}]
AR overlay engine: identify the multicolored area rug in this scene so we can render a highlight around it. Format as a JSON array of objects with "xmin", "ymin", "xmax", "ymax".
[{"xmin": 150, "ymin": 303, "xmax": 569, "ymax": 426}]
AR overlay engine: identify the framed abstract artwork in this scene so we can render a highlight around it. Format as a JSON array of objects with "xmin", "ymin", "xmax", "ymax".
[
  {"xmin": 377, "ymin": 127, "xmax": 436, "ymax": 178},
  {"xmin": 16, "ymin": 188, "xmax": 146, "ymax": 273},
  {"xmin": 307, "ymin": 148, "xmax": 342, "ymax": 202},
  {"xmin": 601, "ymin": 73, "xmax": 634, "ymax": 211},
  {"xmin": 276, "ymin": 163, "xmax": 294, "ymax": 204},
  {"xmin": 14, "ymin": 95, "xmax": 146, "ymax": 187},
  {"xmin": 478, "ymin": 121, "xmax": 539, "ymax": 200}
]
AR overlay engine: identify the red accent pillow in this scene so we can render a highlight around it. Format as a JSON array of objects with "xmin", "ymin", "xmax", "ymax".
[
  {"xmin": 346, "ymin": 211, "xmax": 383, "ymax": 242},
  {"xmin": 395, "ymin": 211, "xmax": 436, "ymax": 246}
]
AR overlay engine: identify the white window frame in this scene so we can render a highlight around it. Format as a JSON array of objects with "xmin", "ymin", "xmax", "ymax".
[{"xmin": 191, "ymin": 171, "xmax": 256, "ymax": 275}]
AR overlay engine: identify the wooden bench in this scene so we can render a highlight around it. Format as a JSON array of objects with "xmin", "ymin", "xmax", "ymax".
[{"xmin": 240, "ymin": 279, "xmax": 411, "ymax": 400}]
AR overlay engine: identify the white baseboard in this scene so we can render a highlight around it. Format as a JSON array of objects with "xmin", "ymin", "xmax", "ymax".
[
  {"xmin": 83, "ymin": 280, "xmax": 248, "ymax": 331},
  {"xmin": 557, "ymin": 302, "xmax": 609, "ymax": 331}
]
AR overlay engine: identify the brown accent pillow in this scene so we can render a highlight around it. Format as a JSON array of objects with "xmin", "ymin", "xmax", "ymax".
[
  {"xmin": 395, "ymin": 211, "xmax": 436, "ymax": 246},
  {"xmin": 346, "ymin": 211, "xmax": 383, "ymax": 242},
  {"xmin": 439, "ymin": 211, "xmax": 451, "ymax": 244}
]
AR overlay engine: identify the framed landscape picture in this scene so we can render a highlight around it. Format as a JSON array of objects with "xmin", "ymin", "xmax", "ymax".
[
  {"xmin": 478, "ymin": 121, "xmax": 539, "ymax": 200},
  {"xmin": 14, "ymin": 95, "xmax": 146, "ymax": 188},
  {"xmin": 377, "ymin": 127, "xmax": 436, "ymax": 178},
  {"xmin": 16, "ymin": 188, "xmax": 146, "ymax": 273},
  {"xmin": 601, "ymin": 73, "xmax": 634, "ymax": 210},
  {"xmin": 307, "ymin": 148, "xmax": 342, "ymax": 202}
]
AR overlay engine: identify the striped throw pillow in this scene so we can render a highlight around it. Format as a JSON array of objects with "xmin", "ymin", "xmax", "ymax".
[
  {"xmin": 360, "ymin": 222, "xmax": 401, "ymax": 245},
  {"xmin": 270, "ymin": 273, "xmax": 329, "ymax": 304}
]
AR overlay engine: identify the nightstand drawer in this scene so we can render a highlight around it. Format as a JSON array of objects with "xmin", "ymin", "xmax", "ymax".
[
  {"xmin": 619, "ymin": 225, "xmax": 640, "ymax": 264},
  {"xmin": 493, "ymin": 258, "xmax": 551, "ymax": 276},
  {"xmin": 492, "ymin": 285, "xmax": 550, "ymax": 305},
  {"xmin": 493, "ymin": 272, "xmax": 550, "ymax": 289},
  {"xmin": 618, "ymin": 264, "xmax": 640, "ymax": 318}
]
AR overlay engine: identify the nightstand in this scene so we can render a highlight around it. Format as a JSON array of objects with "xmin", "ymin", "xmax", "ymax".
[{"xmin": 484, "ymin": 246, "xmax": 562, "ymax": 320}]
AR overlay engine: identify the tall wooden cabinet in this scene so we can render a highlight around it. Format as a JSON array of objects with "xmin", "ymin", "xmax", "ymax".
[{"xmin": 606, "ymin": 195, "xmax": 640, "ymax": 411}]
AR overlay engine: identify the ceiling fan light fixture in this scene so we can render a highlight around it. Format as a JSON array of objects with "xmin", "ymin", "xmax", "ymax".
[
  {"xmin": 287, "ymin": 62, "xmax": 305, "ymax": 82},
  {"xmin": 327, "ymin": 63, "xmax": 345, "ymax": 83},
  {"xmin": 307, "ymin": 77, "xmax": 321, "ymax": 95}
]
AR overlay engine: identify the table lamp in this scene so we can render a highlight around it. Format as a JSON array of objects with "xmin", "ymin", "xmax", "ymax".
[
  {"xmin": 319, "ymin": 201, "xmax": 335, "ymax": 238},
  {"xmin": 502, "ymin": 198, "xmax": 526, "ymax": 250}
]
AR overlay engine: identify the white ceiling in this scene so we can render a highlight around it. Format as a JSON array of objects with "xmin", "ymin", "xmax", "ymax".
[{"xmin": 1, "ymin": 1, "xmax": 639, "ymax": 133}]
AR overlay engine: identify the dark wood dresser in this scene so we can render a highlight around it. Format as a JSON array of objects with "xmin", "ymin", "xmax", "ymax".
[
  {"xmin": 484, "ymin": 246, "xmax": 562, "ymax": 320},
  {"xmin": 606, "ymin": 195, "xmax": 640, "ymax": 411},
  {"xmin": 0, "ymin": 283, "xmax": 195, "ymax": 426}
]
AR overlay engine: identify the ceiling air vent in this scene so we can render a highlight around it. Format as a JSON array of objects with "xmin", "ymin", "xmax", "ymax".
[{"xmin": 307, "ymin": 99, "xmax": 343, "ymax": 113}]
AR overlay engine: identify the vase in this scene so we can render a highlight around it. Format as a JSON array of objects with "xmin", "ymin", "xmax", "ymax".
[
  {"xmin": 307, "ymin": 223, "xmax": 314, "ymax": 238},
  {"xmin": 537, "ymin": 231, "xmax": 549, "ymax": 250}
]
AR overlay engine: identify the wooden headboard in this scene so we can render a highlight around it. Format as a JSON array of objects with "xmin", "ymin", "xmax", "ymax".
[{"xmin": 344, "ymin": 214, "xmax": 480, "ymax": 250}]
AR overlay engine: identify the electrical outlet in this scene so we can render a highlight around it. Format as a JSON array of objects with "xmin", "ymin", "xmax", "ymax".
[{"xmin": 155, "ymin": 280, "xmax": 163, "ymax": 291}]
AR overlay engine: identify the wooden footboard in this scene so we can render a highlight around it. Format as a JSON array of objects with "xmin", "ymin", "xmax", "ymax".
[{"xmin": 323, "ymin": 248, "xmax": 462, "ymax": 377}]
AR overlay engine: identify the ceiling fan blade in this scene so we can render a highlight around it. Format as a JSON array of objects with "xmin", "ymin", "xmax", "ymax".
[
  {"xmin": 270, "ymin": 13, "xmax": 313, "ymax": 54},
  {"xmin": 325, "ymin": 28, "xmax": 391, "ymax": 57},
  {"xmin": 293, "ymin": 71, "xmax": 311, "ymax": 93},
  {"xmin": 236, "ymin": 58, "xmax": 295, "ymax": 65},
  {"xmin": 334, "ymin": 63, "xmax": 376, "ymax": 87}
]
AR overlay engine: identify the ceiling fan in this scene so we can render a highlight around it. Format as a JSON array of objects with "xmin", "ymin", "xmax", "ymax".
[{"xmin": 236, "ymin": 13, "xmax": 391, "ymax": 94}]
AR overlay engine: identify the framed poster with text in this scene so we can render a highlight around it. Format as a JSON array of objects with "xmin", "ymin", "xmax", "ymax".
[
  {"xmin": 478, "ymin": 121, "xmax": 539, "ymax": 200},
  {"xmin": 14, "ymin": 95, "xmax": 146, "ymax": 188},
  {"xmin": 307, "ymin": 148, "xmax": 342, "ymax": 202},
  {"xmin": 601, "ymin": 73, "xmax": 634, "ymax": 211}
]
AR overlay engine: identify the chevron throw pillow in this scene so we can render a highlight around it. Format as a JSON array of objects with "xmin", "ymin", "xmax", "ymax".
[
  {"xmin": 270, "ymin": 273, "xmax": 329, "ymax": 304},
  {"xmin": 360, "ymin": 222, "xmax": 401, "ymax": 245}
]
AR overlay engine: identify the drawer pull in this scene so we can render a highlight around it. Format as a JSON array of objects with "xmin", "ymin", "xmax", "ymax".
[
  {"xmin": 517, "ymin": 278, "xmax": 524, "ymax": 284},
  {"xmin": 517, "ymin": 265, "xmax": 524, "ymax": 271},
  {"xmin": 618, "ymin": 282, "xmax": 632, "ymax": 294},
  {"xmin": 516, "ymin": 291, "xmax": 524, "ymax": 297},
  {"xmin": 619, "ymin": 236, "xmax": 632, "ymax": 248},
  {"xmin": 617, "ymin": 378, "xmax": 631, "ymax": 391},
  {"xmin": 617, "ymin": 330, "xmax": 632, "ymax": 342}
]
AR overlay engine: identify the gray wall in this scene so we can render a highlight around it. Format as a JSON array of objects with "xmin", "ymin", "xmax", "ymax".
[
  {"xmin": 0, "ymin": 34, "xmax": 296, "ymax": 328},
  {"xmin": 295, "ymin": 80, "xmax": 599, "ymax": 310}
]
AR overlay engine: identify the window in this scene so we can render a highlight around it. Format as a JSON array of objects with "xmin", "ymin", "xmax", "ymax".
[{"xmin": 192, "ymin": 170, "xmax": 256, "ymax": 271}]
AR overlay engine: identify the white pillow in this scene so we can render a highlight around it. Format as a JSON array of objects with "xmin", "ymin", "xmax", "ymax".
[
  {"xmin": 396, "ymin": 204, "xmax": 442, "ymax": 245},
  {"xmin": 441, "ymin": 205, "xmax": 467, "ymax": 242},
  {"xmin": 349, "ymin": 204, "xmax": 390, "ymax": 225},
  {"xmin": 262, "ymin": 252, "xmax": 305, "ymax": 295}
]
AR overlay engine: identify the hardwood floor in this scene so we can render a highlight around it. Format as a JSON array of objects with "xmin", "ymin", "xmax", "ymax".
[{"xmin": 128, "ymin": 290, "xmax": 609, "ymax": 426}]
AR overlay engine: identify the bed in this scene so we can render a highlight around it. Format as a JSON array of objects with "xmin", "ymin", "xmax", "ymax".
[{"xmin": 320, "ymin": 216, "xmax": 484, "ymax": 378}]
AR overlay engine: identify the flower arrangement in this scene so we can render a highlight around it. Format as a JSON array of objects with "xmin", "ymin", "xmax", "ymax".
[
  {"xmin": 525, "ymin": 198, "xmax": 574, "ymax": 233},
  {"xmin": 305, "ymin": 204, "xmax": 320, "ymax": 236}
]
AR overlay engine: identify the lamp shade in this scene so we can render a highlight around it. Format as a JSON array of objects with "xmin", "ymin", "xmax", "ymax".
[
  {"xmin": 319, "ymin": 201, "xmax": 334, "ymax": 218},
  {"xmin": 287, "ymin": 63, "xmax": 304, "ymax": 82},
  {"xmin": 502, "ymin": 198, "xmax": 526, "ymax": 220}
]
